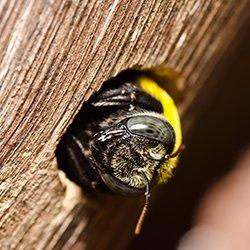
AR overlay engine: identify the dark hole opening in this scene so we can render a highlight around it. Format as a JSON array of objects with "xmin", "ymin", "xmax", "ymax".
[{"xmin": 56, "ymin": 67, "xmax": 183, "ymax": 194}]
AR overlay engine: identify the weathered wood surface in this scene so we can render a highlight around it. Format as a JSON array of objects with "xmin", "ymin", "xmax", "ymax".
[{"xmin": 0, "ymin": 0, "xmax": 249, "ymax": 249}]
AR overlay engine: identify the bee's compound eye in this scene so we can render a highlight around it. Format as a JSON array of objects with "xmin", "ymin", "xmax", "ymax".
[{"xmin": 126, "ymin": 115, "xmax": 175, "ymax": 147}]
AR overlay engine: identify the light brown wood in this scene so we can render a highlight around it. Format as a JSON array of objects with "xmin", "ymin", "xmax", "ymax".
[{"xmin": 0, "ymin": 0, "xmax": 249, "ymax": 249}]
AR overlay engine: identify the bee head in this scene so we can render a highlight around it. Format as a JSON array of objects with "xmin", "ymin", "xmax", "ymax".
[{"xmin": 91, "ymin": 113, "xmax": 176, "ymax": 196}]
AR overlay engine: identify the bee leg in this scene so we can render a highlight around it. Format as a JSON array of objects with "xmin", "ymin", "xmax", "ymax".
[
  {"xmin": 57, "ymin": 134, "xmax": 99, "ymax": 191},
  {"xmin": 93, "ymin": 128, "xmax": 125, "ymax": 143},
  {"xmin": 94, "ymin": 84, "xmax": 137, "ymax": 100},
  {"xmin": 92, "ymin": 90, "xmax": 137, "ymax": 108},
  {"xmin": 91, "ymin": 83, "xmax": 163, "ymax": 112}
]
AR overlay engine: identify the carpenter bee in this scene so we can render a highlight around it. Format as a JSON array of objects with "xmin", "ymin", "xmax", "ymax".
[{"xmin": 56, "ymin": 71, "xmax": 183, "ymax": 233}]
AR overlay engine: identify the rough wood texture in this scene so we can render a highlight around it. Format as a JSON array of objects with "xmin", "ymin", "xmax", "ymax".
[{"xmin": 0, "ymin": 0, "xmax": 249, "ymax": 249}]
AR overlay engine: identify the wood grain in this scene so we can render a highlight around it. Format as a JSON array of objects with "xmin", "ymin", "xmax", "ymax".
[{"xmin": 0, "ymin": 0, "xmax": 249, "ymax": 249}]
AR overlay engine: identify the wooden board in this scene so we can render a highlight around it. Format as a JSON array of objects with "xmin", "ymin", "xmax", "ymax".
[{"xmin": 0, "ymin": 0, "xmax": 249, "ymax": 249}]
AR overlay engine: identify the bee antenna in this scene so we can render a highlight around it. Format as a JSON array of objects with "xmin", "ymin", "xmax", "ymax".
[{"xmin": 134, "ymin": 174, "xmax": 150, "ymax": 235}]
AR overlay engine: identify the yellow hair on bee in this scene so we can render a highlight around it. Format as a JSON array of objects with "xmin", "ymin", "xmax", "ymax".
[{"xmin": 137, "ymin": 76, "xmax": 182, "ymax": 183}]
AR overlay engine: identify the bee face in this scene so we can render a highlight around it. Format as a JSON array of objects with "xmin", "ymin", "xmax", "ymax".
[{"xmin": 92, "ymin": 114, "xmax": 175, "ymax": 196}]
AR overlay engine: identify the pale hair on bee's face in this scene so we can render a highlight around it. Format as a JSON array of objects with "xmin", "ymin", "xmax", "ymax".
[{"xmin": 109, "ymin": 137, "xmax": 167, "ymax": 189}]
